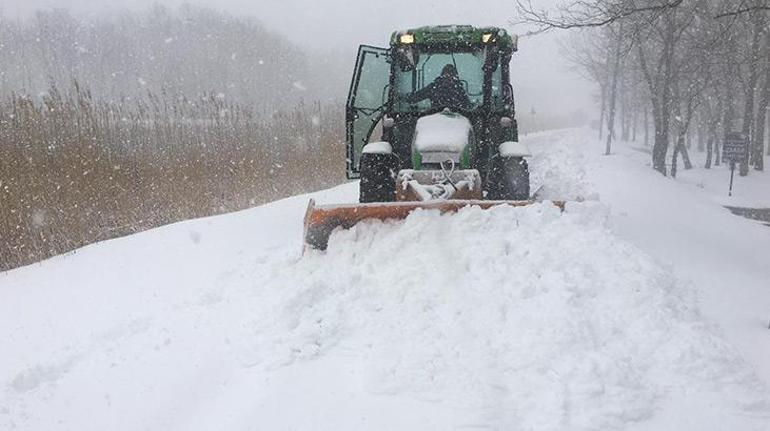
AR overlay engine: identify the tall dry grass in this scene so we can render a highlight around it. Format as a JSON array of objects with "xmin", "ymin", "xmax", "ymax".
[{"xmin": 0, "ymin": 82, "xmax": 344, "ymax": 271}]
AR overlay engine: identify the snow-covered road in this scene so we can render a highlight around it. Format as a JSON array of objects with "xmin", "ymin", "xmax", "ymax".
[{"xmin": 2, "ymin": 129, "xmax": 769, "ymax": 430}]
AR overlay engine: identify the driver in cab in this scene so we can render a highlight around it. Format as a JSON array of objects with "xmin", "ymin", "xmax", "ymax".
[{"xmin": 404, "ymin": 64, "xmax": 471, "ymax": 110}]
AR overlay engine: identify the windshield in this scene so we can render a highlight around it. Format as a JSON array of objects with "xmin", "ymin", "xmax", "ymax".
[{"xmin": 394, "ymin": 48, "xmax": 491, "ymax": 112}]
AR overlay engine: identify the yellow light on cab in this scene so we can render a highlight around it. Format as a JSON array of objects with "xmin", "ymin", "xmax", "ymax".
[
  {"xmin": 400, "ymin": 34, "xmax": 415, "ymax": 44},
  {"xmin": 482, "ymin": 33, "xmax": 494, "ymax": 43}
]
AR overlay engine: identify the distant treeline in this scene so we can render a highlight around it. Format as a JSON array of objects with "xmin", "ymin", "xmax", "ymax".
[
  {"xmin": 0, "ymin": 82, "xmax": 344, "ymax": 271},
  {"xmin": 0, "ymin": 4, "xmax": 345, "ymax": 108}
]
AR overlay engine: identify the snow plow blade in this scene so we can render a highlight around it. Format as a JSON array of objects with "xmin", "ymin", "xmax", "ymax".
[{"xmin": 303, "ymin": 198, "xmax": 565, "ymax": 251}]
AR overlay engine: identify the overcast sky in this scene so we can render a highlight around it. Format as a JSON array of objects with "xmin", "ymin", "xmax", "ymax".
[{"xmin": 1, "ymin": 0, "xmax": 594, "ymax": 117}]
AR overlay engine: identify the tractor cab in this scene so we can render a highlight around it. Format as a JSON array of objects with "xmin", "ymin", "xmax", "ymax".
[{"xmin": 346, "ymin": 25, "xmax": 519, "ymax": 179}]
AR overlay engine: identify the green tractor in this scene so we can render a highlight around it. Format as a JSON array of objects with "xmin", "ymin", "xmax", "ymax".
[
  {"xmin": 305, "ymin": 25, "xmax": 543, "ymax": 250},
  {"xmin": 350, "ymin": 25, "xmax": 530, "ymax": 202}
]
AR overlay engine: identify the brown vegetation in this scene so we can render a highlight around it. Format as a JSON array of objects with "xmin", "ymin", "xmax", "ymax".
[{"xmin": 0, "ymin": 83, "xmax": 344, "ymax": 271}]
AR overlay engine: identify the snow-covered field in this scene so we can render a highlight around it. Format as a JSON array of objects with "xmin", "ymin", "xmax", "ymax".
[{"xmin": 2, "ymin": 129, "xmax": 769, "ymax": 430}]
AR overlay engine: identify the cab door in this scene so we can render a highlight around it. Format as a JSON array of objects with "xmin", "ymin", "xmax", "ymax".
[{"xmin": 346, "ymin": 45, "xmax": 390, "ymax": 179}]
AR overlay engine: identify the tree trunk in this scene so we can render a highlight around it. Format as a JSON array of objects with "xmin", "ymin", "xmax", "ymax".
[
  {"xmin": 671, "ymin": 136, "xmax": 692, "ymax": 177},
  {"xmin": 672, "ymin": 138, "xmax": 680, "ymax": 178},
  {"xmin": 636, "ymin": 12, "xmax": 675, "ymax": 175},
  {"xmin": 724, "ymin": 85, "xmax": 736, "ymax": 135},
  {"xmin": 598, "ymin": 44, "xmax": 613, "ymax": 142},
  {"xmin": 671, "ymin": 115, "xmax": 693, "ymax": 176},
  {"xmin": 679, "ymin": 139, "xmax": 693, "ymax": 169},
  {"xmin": 652, "ymin": 13, "xmax": 676, "ymax": 175},
  {"xmin": 644, "ymin": 107, "xmax": 649, "ymax": 147},
  {"xmin": 605, "ymin": 22, "xmax": 623, "ymax": 155},
  {"xmin": 682, "ymin": 111, "xmax": 694, "ymax": 171},
  {"xmin": 705, "ymin": 106, "xmax": 718, "ymax": 168},
  {"xmin": 621, "ymin": 73, "xmax": 630, "ymax": 141},
  {"xmin": 697, "ymin": 112, "xmax": 705, "ymax": 152},
  {"xmin": 598, "ymin": 83, "xmax": 607, "ymax": 141},
  {"xmin": 741, "ymin": 14, "xmax": 763, "ymax": 176},
  {"xmin": 765, "ymin": 107, "xmax": 770, "ymax": 156},
  {"xmin": 652, "ymin": 106, "xmax": 670, "ymax": 175},
  {"xmin": 752, "ymin": 32, "xmax": 769, "ymax": 170},
  {"xmin": 717, "ymin": 80, "xmax": 737, "ymax": 167},
  {"xmin": 755, "ymin": 103, "xmax": 768, "ymax": 171}
]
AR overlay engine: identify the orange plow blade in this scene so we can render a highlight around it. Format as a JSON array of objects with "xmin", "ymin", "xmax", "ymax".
[{"xmin": 303, "ymin": 198, "xmax": 565, "ymax": 251}]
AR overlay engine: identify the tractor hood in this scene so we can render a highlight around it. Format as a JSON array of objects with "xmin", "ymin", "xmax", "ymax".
[{"xmin": 413, "ymin": 111, "xmax": 472, "ymax": 155}]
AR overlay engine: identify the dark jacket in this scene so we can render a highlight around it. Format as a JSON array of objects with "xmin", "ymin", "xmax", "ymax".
[{"xmin": 405, "ymin": 75, "xmax": 471, "ymax": 110}]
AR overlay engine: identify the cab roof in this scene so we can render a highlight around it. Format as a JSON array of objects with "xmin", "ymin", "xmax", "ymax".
[{"xmin": 390, "ymin": 25, "xmax": 517, "ymax": 51}]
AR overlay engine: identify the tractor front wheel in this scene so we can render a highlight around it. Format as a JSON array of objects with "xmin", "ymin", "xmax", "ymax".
[{"xmin": 487, "ymin": 156, "xmax": 530, "ymax": 201}]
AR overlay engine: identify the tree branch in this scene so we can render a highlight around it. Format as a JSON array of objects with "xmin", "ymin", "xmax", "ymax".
[
  {"xmin": 715, "ymin": 0, "xmax": 770, "ymax": 19},
  {"xmin": 715, "ymin": 6, "xmax": 770, "ymax": 19},
  {"xmin": 513, "ymin": 0, "xmax": 686, "ymax": 34}
]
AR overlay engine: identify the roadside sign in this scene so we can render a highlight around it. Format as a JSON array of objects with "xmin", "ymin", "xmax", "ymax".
[
  {"xmin": 723, "ymin": 132, "xmax": 749, "ymax": 197},
  {"xmin": 723, "ymin": 132, "xmax": 749, "ymax": 163}
]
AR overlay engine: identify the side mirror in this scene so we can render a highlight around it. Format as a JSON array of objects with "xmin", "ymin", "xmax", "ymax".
[
  {"xmin": 500, "ymin": 117, "xmax": 513, "ymax": 128},
  {"xmin": 382, "ymin": 115, "xmax": 395, "ymax": 129}
]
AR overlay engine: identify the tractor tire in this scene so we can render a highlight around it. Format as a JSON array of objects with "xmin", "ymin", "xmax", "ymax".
[
  {"xmin": 359, "ymin": 152, "xmax": 398, "ymax": 203},
  {"xmin": 487, "ymin": 155, "xmax": 530, "ymax": 201}
]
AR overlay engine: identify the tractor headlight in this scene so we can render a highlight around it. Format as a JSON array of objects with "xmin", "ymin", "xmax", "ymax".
[
  {"xmin": 482, "ymin": 33, "xmax": 494, "ymax": 43},
  {"xmin": 400, "ymin": 34, "xmax": 415, "ymax": 44}
]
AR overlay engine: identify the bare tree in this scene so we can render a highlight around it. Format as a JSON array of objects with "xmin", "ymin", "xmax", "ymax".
[
  {"xmin": 605, "ymin": 21, "xmax": 625, "ymax": 154},
  {"xmin": 751, "ymin": 31, "xmax": 770, "ymax": 169},
  {"xmin": 562, "ymin": 29, "xmax": 613, "ymax": 139}
]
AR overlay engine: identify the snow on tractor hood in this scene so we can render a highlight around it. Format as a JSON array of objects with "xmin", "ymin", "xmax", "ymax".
[{"xmin": 413, "ymin": 111, "xmax": 472, "ymax": 154}]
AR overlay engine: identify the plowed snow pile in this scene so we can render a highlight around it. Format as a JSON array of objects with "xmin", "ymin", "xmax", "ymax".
[{"xmin": 244, "ymin": 202, "xmax": 769, "ymax": 429}]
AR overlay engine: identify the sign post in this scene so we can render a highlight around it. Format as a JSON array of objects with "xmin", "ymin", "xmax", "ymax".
[{"xmin": 722, "ymin": 132, "xmax": 749, "ymax": 196}]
